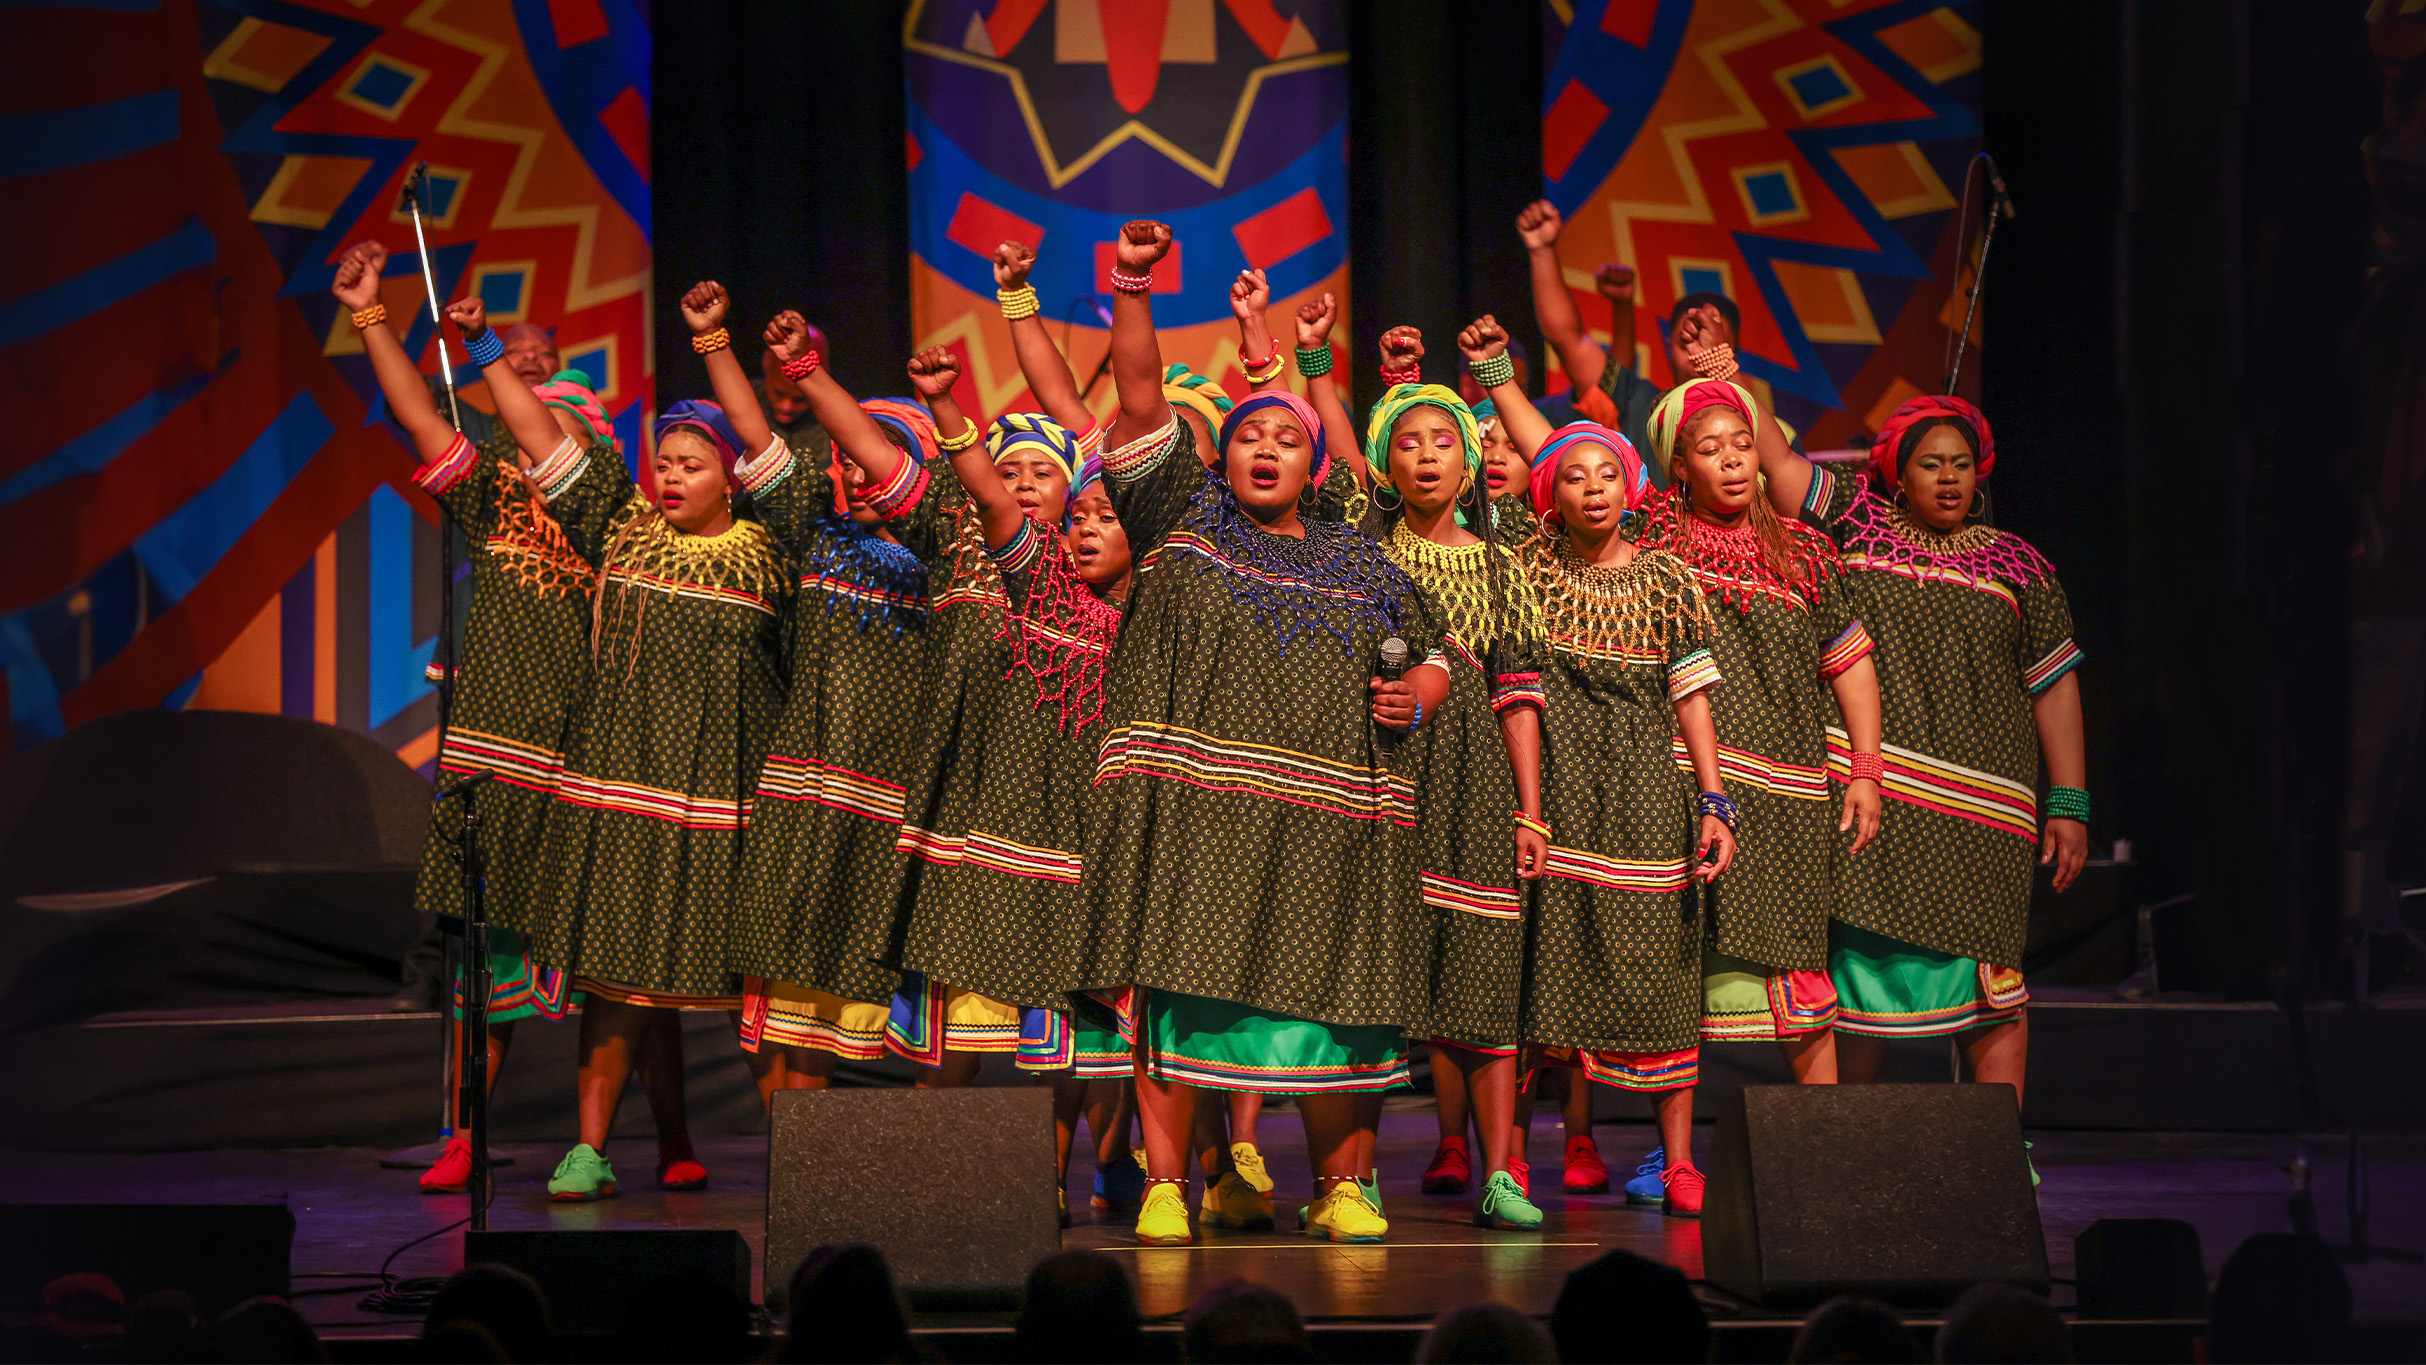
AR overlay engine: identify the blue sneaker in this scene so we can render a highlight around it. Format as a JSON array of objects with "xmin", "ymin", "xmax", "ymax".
[
  {"xmin": 1624, "ymin": 1147, "xmax": 1666, "ymax": 1205},
  {"xmin": 1092, "ymin": 1151, "xmax": 1147, "ymax": 1213}
]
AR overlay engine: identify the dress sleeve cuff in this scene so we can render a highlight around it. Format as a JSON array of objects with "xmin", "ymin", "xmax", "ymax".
[
  {"xmin": 2024, "ymin": 638, "xmax": 2084, "ymax": 694},
  {"xmin": 1414, "ymin": 649, "xmax": 1452, "ymax": 681},
  {"xmin": 1100, "ymin": 411, "xmax": 1180, "ymax": 482},
  {"xmin": 1072, "ymin": 418, "xmax": 1105, "ymax": 459},
  {"xmin": 737, "ymin": 434, "xmax": 794, "ymax": 496},
  {"xmin": 412, "ymin": 433, "xmax": 479, "ymax": 495},
  {"xmin": 1668, "ymin": 648, "xmax": 1722, "ymax": 701},
  {"xmin": 863, "ymin": 450, "xmax": 931, "ymax": 518},
  {"xmin": 529, "ymin": 435, "xmax": 590, "ymax": 502},
  {"xmin": 1489, "ymin": 671, "xmax": 1546, "ymax": 714},
  {"xmin": 986, "ymin": 518, "xmax": 1048, "ymax": 576},
  {"xmin": 1818, "ymin": 620, "xmax": 1875, "ymax": 678},
  {"xmin": 1802, "ymin": 463, "xmax": 1836, "ymax": 521}
]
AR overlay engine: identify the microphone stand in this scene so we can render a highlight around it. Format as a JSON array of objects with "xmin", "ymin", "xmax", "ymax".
[
  {"xmin": 1942, "ymin": 153, "xmax": 2014, "ymax": 397},
  {"xmin": 1069, "ymin": 296, "xmax": 1116, "ymax": 404},
  {"xmin": 400, "ymin": 163, "xmax": 492, "ymax": 1229}
]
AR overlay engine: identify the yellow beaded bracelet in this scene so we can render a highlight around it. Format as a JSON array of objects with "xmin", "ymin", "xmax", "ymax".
[
  {"xmin": 1512, "ymin": 811, "xmax": 1552, "ymax": 840},
  {"xmin": 349, "ymin": 304, "xmax": 388, "ymax": 331},
  {"xmin": 997, "ymin": 285, "xmax": 1040, "ymax": 321},
  {"xmin": 937, "ymin": 423, "xmax": 981, "ymax": 452},
  {"xmin": 691, "ymin": 327, "xmax": 731, "ymax": 355},
  {"xmin": 1240, "ymin": 350, "xmax": 1287, "ymax": 385}
]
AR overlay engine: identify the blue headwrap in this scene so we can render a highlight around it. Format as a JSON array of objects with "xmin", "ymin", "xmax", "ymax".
[
  {"xmin": 984, "ymin": 413, "xmax": 1083, "ymax": 489},
  {"xmin": 654, "ymin": 399, "xmax": 745, "ymax": 470},
  {"xmin": 1214, "ymin": 390, "xmax": 1329, "ymax": 487}
]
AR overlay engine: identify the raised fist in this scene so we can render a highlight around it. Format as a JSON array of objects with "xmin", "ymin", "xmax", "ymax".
[
  {"xmin": 680, "ymin": 281, "xmax": 730, "ymax": 334},
  {"xmin": 1115, "ymin": 220, "xmax": 1173, "ymax": 272},
  {"xmin": 992, "ymin": 241, "xmax": 1037, "ymax": 290},
  {"xmin": 1515, "ymin": 200, "xmax": 1564, "ymax": 250},
  {"xmin": 905, "ymin": 346, "xmax": 962, "ymax": 401},
  {"xmin": 1595, "ymin": 263, "xmax": 1637, "ymax": 303},
  {"xmin": 1379, "ymin": 325, "xmax": 1425, "ymax": 372},
  {"xmin": 1458, "ymin": 315, "xmax": 1509, "ymax": 365},
  {"xmin": 443, "ymin": 297, "xmax": 487, "ymax": 337},
  {"xmin": 764, "ymin": 311, "xmax": 812, "ymax": 363},
  {"xmin": 1293, "ymin": 293, "xmax": 1337, "ymax": 350},
  {"xmin": 1229, "ymin": 268, "xmax": 1269, "ymax": 322},
  {"xmin": 332, "ymin": 242, "xmax": 387, "ymax": 309}
]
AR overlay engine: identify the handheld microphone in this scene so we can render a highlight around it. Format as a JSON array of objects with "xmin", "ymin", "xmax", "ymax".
[{"xmin": 1377, "ymin": 636, "xmax": 1409, "ymax": 681}]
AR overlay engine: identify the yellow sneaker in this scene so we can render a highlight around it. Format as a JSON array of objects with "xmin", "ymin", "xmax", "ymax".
[
  {"xmin": 1302, "ymin": 1180, "xmax": 1388, "ymax": 1243},
  {"xmin": 1199, "ymin": 1169, "xmax": 1275, "ymax": 1230},
  {"xmin": 1229, "ymin": 1141, "xmax": 1273, "ymax": 1195},
  {"xmin": 1135, "ymin": 1181, "xmax": 1193, "ymax": 1245}
]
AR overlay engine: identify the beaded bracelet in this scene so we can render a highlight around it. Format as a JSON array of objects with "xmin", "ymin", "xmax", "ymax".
[
  {"xmin": 1468, "ymin": 351, "xmax": 1516, "ymax": 390},
  {"xmin": 462, "ymin": 327, "xmax": 504, "ymax": 369},
  {"xmin": 1696, "ymin": 790, "xmax": 1739, "ymax": 831},
  {"xmin": 780, "ymin": 351, "xmax": 821, "ymax": 381},
  {"xmin": 2045, "ymin": 785, "xmax": 2091, "ymax": 824},
  {"xmin": 1410, "ymin": 698, "xmax": 1424, "ymax": 728},
  {"xmin": 1688, "ymin": 342, "xmax": 1738, "ymax": 382},
  {"xmin": 937, "ymin": 423, "xmax": 981, "ymax": 453},
  {"xmin": 1512, "ymin": 811, "xmax": 1552, "ymax": 840},
  {"xmin": 1378, "ymin": 364, "xmax": 1421, "ymax": 387},
  {"xmin": 1846, "ymin": 750, "xmax": 1884, "ymax": 785},
  {"xmin": 691, "ymin": 327, "xmax": 731, "ymax": 355},
  {"xmin": 1240, "ymin": 350, "xmax": 1287, "ymax": 385},
  {"xmin": 1295, "ymin": 345, "xmax": 1334, "ymax": 379},
  {"xmin": 1109, "ymin": 267, "xmax": 1155, "ymax": 295},
  {"xmin": 997, "ymin": 285, "xmax": 1040, "ymax": 321},
  {"xmin": 349, "ymin": 304, "xmax": 388, "ymax": 331}
]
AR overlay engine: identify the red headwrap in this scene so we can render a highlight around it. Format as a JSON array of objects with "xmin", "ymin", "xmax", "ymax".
[
  {"xmin": 1869, "ymin": 395, "xmax": 1994, "ymax": 486},
  {"xmin": 1528, "ymin": 422, "xmax": 1650, "ymax": 523}
]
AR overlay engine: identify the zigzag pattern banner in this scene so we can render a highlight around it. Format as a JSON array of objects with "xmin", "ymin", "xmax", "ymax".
[
  {"xmin": 1542, "ymin": 0, "xmax": 1983, "ymax": 445},
  {"xmin": 0, "ymin": 0, "xmax": 651, "ymax": 767},
  {"xmin": 904, "ymin": 0, "xmax": 1348, "ymax": 428}
]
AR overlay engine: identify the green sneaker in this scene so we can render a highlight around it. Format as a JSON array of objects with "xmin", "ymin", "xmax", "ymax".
[
  {"xmin": 2025, "ymin": 1140, "xmax": 2040, "ymax": 1189},
  {"xmin": 548, "ymin": 1143, "xmax": 618, "ymax": 1202},
  {"xmin": 1475, "ymin": 1169, "xmax": 1544, "ymax": 1230},
  {"xmin": 1358, "ymin": 1170, "xmax": 1384, "ymax": 1217}
]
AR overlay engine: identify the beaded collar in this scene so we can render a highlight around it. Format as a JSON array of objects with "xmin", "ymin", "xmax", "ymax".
[
  {"xmin": 803, "ymin": 517, "xmax": 927, "ymax": 636},
  {"xmin": 1645, "ymin": 492, "xmax": 1840, "ymax": 614},
  {"xmin": 1183, "ymin": 474, "xmax": 1410, "ymax": 656},
  {"xmin": 1837, "ymin": 483, "xmax": 2054, "ymax": 587},
  {"xmin": 1381, "ymin": 521, "xmax": 1543, "ymax": 649},
  {"xmin": 1522, "ymin": 527, "xmax": 1710, "ymax": 659}
]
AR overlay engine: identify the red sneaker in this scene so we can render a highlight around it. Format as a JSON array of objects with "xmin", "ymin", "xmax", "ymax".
[
  {"xmin": 1508, "ymin": 1157, "xmax": 1531, "ymax": 1198},
  {"xmin": 657, "ymin": 1151, "xmax": 708, "ymax": 1191},
  {"xmin": 1420, "ymin": 1136, "xmax": 1472, "ymax": 1194},
  {"xmin": 419, "ymin": 1137, "xmax": 472, "ymax": 1194},
  {"xmin": 1564, "ymin": 1135, "xmax": 1611, "ymax": 1194},
  {"xmin": 1661, "ymin": 1160, "xmax": 1705, "ymax": 1219}
]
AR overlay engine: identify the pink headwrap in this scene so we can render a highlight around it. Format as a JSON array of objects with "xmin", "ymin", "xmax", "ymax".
[
  {"xmin": 1215, "ymin": 390, "xmax": 1330, "ymax": 487},
  {"xmin": 1528, "ymin": 422, "xmax": 1651, "ymax": 522},
  {"xmin": 1870, "ymin": 395, "xmax": 1995, "ymax": 486}
]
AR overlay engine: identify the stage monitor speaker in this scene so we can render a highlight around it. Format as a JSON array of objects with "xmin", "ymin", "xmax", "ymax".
[
  {"xmin": 0, "ymin": 1203, "xmax": 294, "ymax": 1315},
  {"xmin": 1704, "ymin": 1084, "xmax": 2047, "ymax": 1309},
  {"xmin": 2075, "ymin": 1218, "xmax": 2206, "ymax": 1319},
  {"xmin": 767, "ymin": 1087, "xmax": 1057, "ymax": 1306},
  {"xmin": 462, "ymin": 1230, "xmax": 749, "ymax": 1334}
]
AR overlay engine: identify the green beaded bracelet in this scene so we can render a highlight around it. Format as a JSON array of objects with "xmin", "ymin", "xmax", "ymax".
[
  {"xmin": 1295, "ymin": 345, "xmax": 1334, "ymax": 379},
  {"xmin": 2045, "ymin": 785, "xmax": 2090, "ymax": 823},
  {"xmin": 1469, "ymin": 351, "xmax": 1516, "ymax": 389}
]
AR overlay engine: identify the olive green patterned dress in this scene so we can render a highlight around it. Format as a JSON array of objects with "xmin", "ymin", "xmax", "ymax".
[
  {"xmin": 1640, "ymin": 498, "xmax": 1870, "ymax": 1040},
  {"xmin": 1056, "ymin": 413, "xmax": 1440, "ymax": 1094},
  {"xmin": 1515, "ymin": 532, "xmax": 1718, "ymax": 1089},
  {"xmin": 727, "ymin": 437, "xmax": 932, "ymax": 1057},
  {"xmin": 528, "ymin": 443, "xmax": 791, "ymax": 1002},
  {"xmin": 410, "ymin": 431, "xmax": 605, "ymax": 1022},
  {"xmin": 1801, "ymin": 465, "xmax": 2077, "ymax": 1035},
  {"xmin": 1374, "ymin": 522, "xmax": 1544, "ymax": 1053}
]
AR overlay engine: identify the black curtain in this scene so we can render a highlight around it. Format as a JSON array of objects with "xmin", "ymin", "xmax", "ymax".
[
  {"xmin": 1347, "ymin": 2, "xmax": 1543, "ymax": 414},
  {"xmin": 654, "ymin": 3, "xmax": 910, "ymax": 411}
]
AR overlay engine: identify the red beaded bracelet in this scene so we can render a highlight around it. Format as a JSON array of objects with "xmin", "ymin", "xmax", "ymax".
[
  {"xmin": 1109, "ymin": 268, "xmax": 1155, "ymax": 294},
  {"xmin": 1847, "ymin": 750, "xmax": 1883, "ymax": 785},
  {"xmin": 1379, "ymin": 365, "xmax": 1421, "ymax": 387},
  {"xmin": 781, "ymin": 351, "xmax": 822, "ymax": 381}
]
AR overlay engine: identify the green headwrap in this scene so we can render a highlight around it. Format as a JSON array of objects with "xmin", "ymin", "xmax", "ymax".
[{"xmin": 1363, "ymin": 383, "xmax": 1482, "ymax": 488}]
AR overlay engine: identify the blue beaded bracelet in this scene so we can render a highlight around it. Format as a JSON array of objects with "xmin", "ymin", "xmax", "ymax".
[
  {"xmin": 462, "ymin": 327, "xmax": 504, "ymax": 368},
  {"xmin": 1410, "ymin": 698, "xmax": 1424, "ymax": 729},
  {"xmin": 1695, "ymin": 790, "xmax": 1738, "ymax": 831}
]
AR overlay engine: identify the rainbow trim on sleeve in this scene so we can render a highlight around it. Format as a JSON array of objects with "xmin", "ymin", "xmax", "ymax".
[
  {"xmin": 412, "ymin": 433, "xmax": 478, "ymax": 495},
  {"xmin": 1490, "ymin": 671, "xmax": 1546, "ymax": 714},
  {"xmin": 1818, "ymin": 621, "xmax": 1875, "ymax": 678},
  {"xmin": 737, "ymin": 438, "xmax": 794, "ymax": 496},
  {"xmin": 1801, "ymin": 463, "xmax": 1836, "ymax": 520},
  {"xmin": 2023, "ymin": 638, "xmax": 2083, "ymax": 694},
  {"xmin": 862, "ymin": 449, "xmax": 930, "ymax": 518},
  {"xmin": 1101, "ymin": 413, "xmax": 1180, "ymax": 481},
  {"xmin": 987, "ymin": 518, "xmax": 1045, "ymax": 575},
  {"xmin": 1667, "ymin": 648, "xmax": 1721, "ymax": 700},
  {"xmin": 529, "ymin": 435, "xmax": 589, "ymax": 501}
]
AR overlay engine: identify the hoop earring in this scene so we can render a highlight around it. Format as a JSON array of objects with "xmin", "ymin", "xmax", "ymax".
[
  {"xmin": 1892, "ymin": 487, "xmax": 1909, "ymax": 509},
  {"xmin": 1374, "ymin": 483, "xmax": 1404, "ymax": 512}
]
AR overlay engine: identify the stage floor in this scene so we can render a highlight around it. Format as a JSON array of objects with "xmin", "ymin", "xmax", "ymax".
[{"xmin": 3, "ymin": 1107, "xmax": 2420, "ymax": 1341}]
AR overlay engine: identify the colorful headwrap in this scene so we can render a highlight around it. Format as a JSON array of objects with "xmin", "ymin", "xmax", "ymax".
[
  {"xmin": 533, "ymin": 369, "xmax": 615, "ymax": 453},
  {"xmin": 654, "ymin": 399, "xmax": 744, "ymax": 473},
  {"xmin": 1362, "ymin": 383, "xmax": 1481, "ymax": 487},
  {"xmin": 1869, "ymin": 394, "xmax": 1995, "ymax": 486},
  {"xmin": 859, "ymin": 398, "xmax": 940, "ymax": 468},
  {"xmin": 1162, "ymin": 363, "xmax": 1234, "ymax": 434},
  {"xmin": 1645, "ymin": 378, "xmax": 1759, "ymax": 470},
  {"xmin": 1214, "ymin": 390, "xmax": 1329, "ymax": 487},
  {"xmin": 985, "ymin": 412, "xmax": 1083, "ymax": 491},
  {"xmin": 1529, "ymin": 422, "xmax": 1651, "ymax": 521},
  {"xmin": 1069, "ymin": 450, "xmax": 1107, "ymax": 505}
]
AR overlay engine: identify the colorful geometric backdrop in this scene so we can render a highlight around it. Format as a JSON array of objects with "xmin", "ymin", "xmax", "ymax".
[
  {"xmin": 903, "ymin": 0, "xmax": 1348, "ymax": 427},
  {"xmin": 1540, "ymin": 0, "xmax": 1983, "ymax": 446},
  {"xmin": 0, "ymin": 0, "xmax": 650, "ymax": 768}
]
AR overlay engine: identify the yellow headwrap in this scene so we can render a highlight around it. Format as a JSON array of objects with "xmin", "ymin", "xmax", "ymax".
[
  {"xmin": 1363, "ymin": 383, "xmax": 1482, "ymax": 488},
  {"xmin": 1162, "ymin": 362, "xmax": 1233, "ymax": 434}
]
